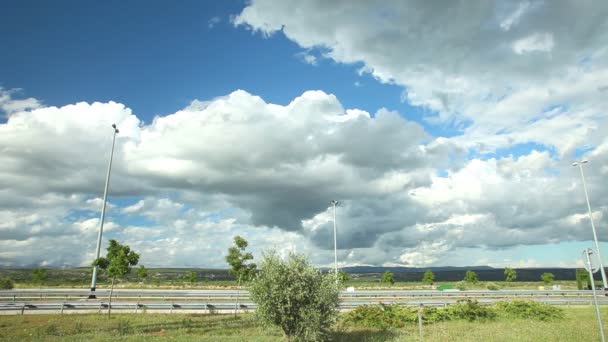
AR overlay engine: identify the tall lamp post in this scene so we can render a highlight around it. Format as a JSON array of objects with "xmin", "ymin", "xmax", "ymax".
[
  {"xmin": 573, "ymin": 160, "xmax": 608, "ymax": 289},
  {"xmin": 330, "ymin": 200, "xmax": 339, "ymax": 280},
  {"xmin": 89, "ymin": 124, "xmax": 119, "ymax": 298}
]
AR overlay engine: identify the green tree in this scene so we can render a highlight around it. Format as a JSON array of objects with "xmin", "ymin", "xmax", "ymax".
[
  {"xmin": 541, "ymin": 272, "xmax": 555, "ymax": 285},
  {"xmin": 422, "ymin": 270, "xmax": 435, "ymax": 285},
  {"xmin": 337, "ymin": 270, "xmax": 350, "ymax": 283},
  {"xmin": 225, "ymin": 235, "xmax": 257, "ymax": 284},
  {"xmin": 504, "ymin": 267, "xmax": 517, "ymax": 282},
  {"xmin": 136, "ymin": 265, "xmax": 148, "ymax": 283},
  {"xmin": 576, "ymin": 269, "xmax": 591, "ymax": 290},
  {"xmin": 32, "ymin": 268, "xmax": 48, "ymax": 286},
  {"xmin": 93, "ymin": 239, "xmax": 140, "ymax": 317},
  {"xmin": 382, "ymin": 271, "xmax": 395, "ymax": 285},
  {"xmin": 183, "ymin": 270, "xmax": 197, "ymax": 284},
  {"xmin": 464, "ymin": 270, "xmax": 479, "ymax": 284},
  {"xmin": 250, "ymin": 251, "xmax": 339, "ymax": 342}
]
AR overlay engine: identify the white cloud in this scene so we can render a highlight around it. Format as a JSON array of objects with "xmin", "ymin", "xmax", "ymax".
[
  {"xmin": 512, "ymin": 33, "xmax": 555, "ymax": 54},
  {"xmin": 235, "ymin": 0, "xmax": 608, "ymax": 156}
]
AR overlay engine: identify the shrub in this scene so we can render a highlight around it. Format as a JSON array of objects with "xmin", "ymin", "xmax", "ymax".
[
  {"xmin": 447, "ymin": 300, "xmax": 496, "ymax": 321},
  {"xmin": 486, "ymin": 282, "xmax": 500, "ymax": 291},
  {"xmin": 342, "ymin": 304, "xmax": 418, "ymax": 328},
  {"xmin": 0, "ymin": 276, "xmax": 14, "ymax": 290},
  {"xmin": 250, "ymin": 251, "xmax": 339, "ymax": 342},
  {"xmin": 456, "ymin": 281, "xmax": 468, "ymax": 291},
  {"xmin": 495, "ymin": 300, "xmax": 564, "ymax": 320}
]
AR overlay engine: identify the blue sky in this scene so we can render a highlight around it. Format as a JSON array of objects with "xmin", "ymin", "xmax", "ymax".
[
  {"xmin": 1, "ymin": 0, "xmax": 425, "ymax": 127},
  {"xmin": 1, "ymin": 0, "xmax": 608, "ymax": 269}
]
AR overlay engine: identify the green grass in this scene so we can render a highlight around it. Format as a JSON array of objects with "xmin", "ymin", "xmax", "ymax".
[{"xmin": 1, "ymin": 307, "xmax": 607, "ymax": 341}]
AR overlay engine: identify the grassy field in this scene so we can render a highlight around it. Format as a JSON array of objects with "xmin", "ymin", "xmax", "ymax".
[{"xmin": 1, "ymin": 307, "xmax": 607, "ymax": 341}]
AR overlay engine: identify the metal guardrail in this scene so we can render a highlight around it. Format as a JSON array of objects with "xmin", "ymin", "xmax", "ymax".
[
  {"xmin": 0, "ymin": 289, "xmax": 600, "ymax": 301},
  {"xmin": 1, "ymin": 289, "xmax": 605, "ymax": 315},
  {"xmin": 2, "ymin": 298, "xmax": 608, "ymax": 315}
]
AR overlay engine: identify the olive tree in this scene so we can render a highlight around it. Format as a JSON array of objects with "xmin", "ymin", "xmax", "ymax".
[
  {"xmin": 93, "ymin": 239, "xmax": 140, "ymax": 317},
  {"xmin": 250, "ymin": 251, "xmax": 340, "ymax": 342}
]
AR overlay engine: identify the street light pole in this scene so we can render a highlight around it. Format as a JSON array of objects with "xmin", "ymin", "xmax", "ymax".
[
  {"xmin": 89, "ymin": 124, "xmax": 119, "ymax": 298},
  {"xmin": 573, "ymin": 160, "xmax": 608, "ymax": 289},
  {"xmin": 330, "ymin": 200, "xmax": 339, "ymax": 280}
]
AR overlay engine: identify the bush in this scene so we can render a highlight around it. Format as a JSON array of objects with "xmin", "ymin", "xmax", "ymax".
[
  {"xmin": 0, "ymin": 276, "xmax": 14, "ymax": 290},
  {"xmin": 447, "ymin": 300, "xmax": 496, "ymax": 321},
  {"xmin": 250, "ymin": 251, "xmax": 339, "ymax": 342},
  {"xmin": 495, "ymin": 300, "xmax": 564, "ymax": 321},
  {"xmin": 486, "ymin": 282, "xmax": 500, "ymax": 291},
  {"xmin": 342, "ymin": 300, "xmax": 494, "ymax": 328},
  {"xmin": 342, "ymin": 304, "xmax": 418, "ymax": 328}
]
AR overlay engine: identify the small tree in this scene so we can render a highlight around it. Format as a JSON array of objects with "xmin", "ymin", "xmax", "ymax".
[
  {"xmin": 576, "ymin": 269, "xmax": 591, "ymax": 290},
  {"xmin": 382, "ymin": 271, "xmax": 395, "ymax": 285},
  {"xmin": 0, "ymin": 276, "xmax": 14, "ymax": 290},
  {"xmin": 338, "ymin": 270, "xmax": 350, "ymax": 283},
  {"xmin": 93, "ymin": 240, "xmax": 140, "ymax": 317},
  {"xmin": 464, "ymin": 270, "xmax": 479, "ymax": 284},
  {"xmin": 184, "ymin": 270, "xmax": 197, "ymax": 284},
  {"xmin": 422, "ymin": 270, "xmax": 435, "ymax": 285},
  {"xmin": 250, "ymin": 251, "xmax": 339, "ymax": 342},
  {"xmin": 504, "ymin": 267, "xmax": 517, "ymax": 282},
  {"xmin": 226, "ymin": 236, "xmax": 257, "ymax": 284},
  {"xmin": 541, "ymin": 272, "xmax": 555, "ymax": 285},
  {"xmin": 32, "ymin": 268, "xmax": 48, "ymax": 287},
  {"xmin": 137, "ymin": 265, "xmax": 148, "ymax": 283}
]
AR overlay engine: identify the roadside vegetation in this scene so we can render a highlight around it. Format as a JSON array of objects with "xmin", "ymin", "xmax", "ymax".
[{"xmin": 0, "ymin": 307, "xmax": 606, "ymax": 341}]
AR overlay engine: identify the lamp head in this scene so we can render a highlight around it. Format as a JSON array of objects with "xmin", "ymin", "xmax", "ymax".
[
  {"xmin": 330, "ymin": 200, "xmax": 338, "ymax": 206},
  {"xmin": 572, "ymin": 162, "xmax": 578, "ymax": 166},
  {"xmin": 112, "ymin": 123, "xmax": 119, "ymax": 133},
  {"xmin": 582, "ymin": 160, "xmax": 588, "ymax": 164}
]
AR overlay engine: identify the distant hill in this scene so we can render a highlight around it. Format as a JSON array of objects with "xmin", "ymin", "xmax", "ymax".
[{"xmin": 341, "ymin": 266, "xmax": 494, "ymax": 273}]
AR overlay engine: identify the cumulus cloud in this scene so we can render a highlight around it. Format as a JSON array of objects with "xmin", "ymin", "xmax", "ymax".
[
  {"xmin": 3, "ymin": 1, "xmax": 608, "ymax": 268},
  {"xmin": 234, "ymin": 0, "xmax": 608, "ymax": 155}
]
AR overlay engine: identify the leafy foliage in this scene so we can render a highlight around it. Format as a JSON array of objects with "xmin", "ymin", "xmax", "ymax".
[
  {"xmin": 136, "ymin": 265, "xmax": 148, "ymax": 281},
  {"xmin": 495, "ymin": 300, "xmax": 564, "ymax": 320},
  {"xmin": 93, "ymin": 240, "xmax": 140, "ymax": 279},
  {"xmin": 382, "ymin": 271, "xmax": 394, "ymax": 285},
  {"xmin": 540, "ymin": 272, "xmax": 555, "ymax": 284},
  {"xmin": 92, "ymin": 239, "xmax": 140, "ymax": 317},
  {"xmin": 337, "ymin": 271, "xmax": 350, "ymax": 282},
  {"xmin": 249, "ymin": 251, "xmax": 339, "ymax": 342},
  {"xmin": 0, "ymin": 276, "xmax": 14, "ymax": 289},
  {"xmin": 504, "ymin": 267, "xmax": 517, "ymax": 282},
  {"xmin": 464, "ymin": 270, "xmax": 479, "ymax": 284},
  {"xmin": 486, "ymin": 282, "xmax": 500, "ymax": 291},
  {"xmin": 183, "ymin": 270, "xmax": 197, "ymax": 283},
  {"xmin": 343, "ymin": 300, "xmax": 497, "ymax": 328},
  {"xmin": 225, "ymin": 236, "xmax": 257, "ymax": 282},
  {"xmin": 449, "ymin": 300, "xmax": 496, "ymax": 321},
  {"xmin": 32, "ymin": 268, "xmax": 47, "ymax": 284},
  {"xmin": 576, "ymin": 269, "xmax": 590, "ymax": 290},
  {"xmin": 422, "ymin": 270, "xmax": 435, "ymax": 285}
]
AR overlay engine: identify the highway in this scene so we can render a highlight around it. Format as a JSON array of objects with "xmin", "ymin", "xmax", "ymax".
[{"xmin": 1, "ymin": 288, "xmax": 606, "ymax": 315}]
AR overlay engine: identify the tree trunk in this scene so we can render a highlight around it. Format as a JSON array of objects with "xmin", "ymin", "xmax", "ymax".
[
  {"xmin": 108, "ymin": 276, "xmax": 115, "ymax": 318},
  {"xmin": 234, "ymin": 274, "xmax": 242, "ymax": 317}
]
